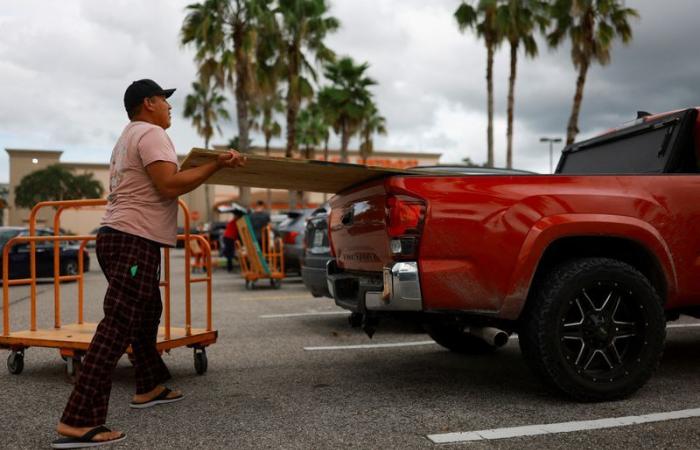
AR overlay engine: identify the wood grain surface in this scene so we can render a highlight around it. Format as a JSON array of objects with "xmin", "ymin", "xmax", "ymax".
[{"xmin": 181, "ymin": 148, "xmax": 424, "ymax": 193}]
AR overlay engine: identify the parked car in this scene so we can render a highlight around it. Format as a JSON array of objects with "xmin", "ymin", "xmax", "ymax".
[
  {"xmin": 277, "ymin": 209, "xmax": 315, "ymax": 275},
  {"xmin": 326, "ymin": 107, "xmax": 699, "ymax": 401},
  {"xmin": 301, "ymin": 204, "xmax": 332, "ymax": 297},
  {"xmin": 0, "ymin": 227, "xmax": 90, "ymax": 279}
]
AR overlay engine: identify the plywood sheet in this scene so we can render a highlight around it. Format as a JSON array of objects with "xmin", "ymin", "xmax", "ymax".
[
  {"xmin": 236, "ymin": 215, "xmax": 270, "ymax": 275},
  {"xmin": 181, "ymin": 148, "xmax": 424, "ymax": 193}
]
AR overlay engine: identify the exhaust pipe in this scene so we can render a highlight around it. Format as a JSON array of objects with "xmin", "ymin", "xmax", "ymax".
[{"xmin": 467, "ymin": 326, "xmax": 509, "ymax": 348}]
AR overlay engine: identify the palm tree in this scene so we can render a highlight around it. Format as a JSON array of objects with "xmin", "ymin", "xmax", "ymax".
[
  {"xmin": 275, "ymin": 0, "xmax": 339, "ymax": 159},
  {"xmin": 181, "ymin": 0, "xmax": 274, "ymax": 208},
  {"xmin": 497, "ymin": 0, "xmax": 548, "ymax": 169},
  {"xmin": 295, "ymin": 102, "xmax": 329, "ymax": 206},
  {"xmin": 297, "ymin": 102, "xmax": 328, "ymax": 160},
  {"xmin": 359, "ymin": 104, "xmax": 387, "ymax": 165},
  {"xmin": 317, "ymin": 57, "xmax": 376, "ymax": 163},
  {"xmin": 455, "ymin": 0, "xmax": 502, "ymax": 167},
  {"xmin": 184, "ymin": 79, "xmax": 230, "ymax": 222},
  {"xmin": 184, "ymin": 80, "xmax": 230, "ymax": 151},
  {"xmin": 548, "ymin": 0, "xmax": 638, "ymax": 145}
]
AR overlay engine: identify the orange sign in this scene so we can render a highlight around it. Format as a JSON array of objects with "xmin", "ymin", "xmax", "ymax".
[{"xmin": 191, "ymin": 210, "xmax": 200, "ymax": 221}]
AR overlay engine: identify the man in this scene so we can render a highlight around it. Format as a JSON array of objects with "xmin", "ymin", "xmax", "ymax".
[
  {"xmin": 248, "ymin": 200, "xmax": 271, "ymax": 247},
  {"xmin": 222, "ymin": 209, "xmax": 244, "ymax": 272},
  {"xmin": 52, "ymin": 79, "xmax": 245, "ymax": 448}
]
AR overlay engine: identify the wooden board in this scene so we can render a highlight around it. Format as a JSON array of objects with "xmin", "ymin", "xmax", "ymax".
[{"xmin": 180, "ymin": 148, "xmax": 426, "ymax": 193}]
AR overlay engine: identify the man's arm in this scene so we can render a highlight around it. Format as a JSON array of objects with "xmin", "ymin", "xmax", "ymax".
[{"xmin": 146, "ymin": 150, "xmax": 245, "ymax": 199}]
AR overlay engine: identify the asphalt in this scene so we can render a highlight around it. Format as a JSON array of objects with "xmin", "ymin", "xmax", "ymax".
[{"xmin": 2, "ymin": 249, "xmax": 700, "ymax": 449}]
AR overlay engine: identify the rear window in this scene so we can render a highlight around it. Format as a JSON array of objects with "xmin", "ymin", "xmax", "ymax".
[{"xmin": 557, "ymin": 109, "xmax": 698, "ymax": 174}]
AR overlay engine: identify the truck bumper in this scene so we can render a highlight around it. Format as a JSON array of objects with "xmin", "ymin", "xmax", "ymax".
[{"xmin": 326, "ymin": 260, "xmax": 423, "ymax": 312}]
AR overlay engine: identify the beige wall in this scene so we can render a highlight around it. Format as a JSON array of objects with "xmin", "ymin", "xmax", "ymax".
[{"xmin": 6, "ymin": 147, "xmax": 441, "ymax": 234}]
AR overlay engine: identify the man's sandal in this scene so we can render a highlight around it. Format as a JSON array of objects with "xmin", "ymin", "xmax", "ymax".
[
  {"xmin": 51, "ymin": 425, "xmax": 126, "ymax": 448},
  {"xmin": 129, "ymin": 387, "xmax": 184, "ymax": 409}
]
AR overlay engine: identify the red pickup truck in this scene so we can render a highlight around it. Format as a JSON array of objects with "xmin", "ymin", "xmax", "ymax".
[{"xmin": 327, "ymin": 107, "xmax": 700, "ymax": 401}]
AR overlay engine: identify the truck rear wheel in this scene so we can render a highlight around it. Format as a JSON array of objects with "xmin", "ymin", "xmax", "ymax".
[
  {"xmin": 426, "ymin": 324, "xmax": 498, "ymax": 354},
  {"xmin": 519, "ymin": 257, "xmax": 665, "ymax": 401}
]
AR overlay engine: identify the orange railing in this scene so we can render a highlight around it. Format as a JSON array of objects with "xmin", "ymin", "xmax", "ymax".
[{"xmin": 2, "ymin": 199, "xmax": 211, "ymax": 339}]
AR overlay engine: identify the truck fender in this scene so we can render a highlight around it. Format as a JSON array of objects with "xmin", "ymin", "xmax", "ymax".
[{"xmin": 499, "ymin": 213, "xmax": 677, "ymax": 320}]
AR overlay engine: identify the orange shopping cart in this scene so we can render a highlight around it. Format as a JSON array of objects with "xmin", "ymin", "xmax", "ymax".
[{"xmin": 1, "ymin": 199, "xmax": 216, "ymax": 377}]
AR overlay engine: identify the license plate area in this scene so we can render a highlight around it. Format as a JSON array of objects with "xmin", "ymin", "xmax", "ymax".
[{"xmin": 313, "ymin": 230, "xmax": 324, "ymax": 247}]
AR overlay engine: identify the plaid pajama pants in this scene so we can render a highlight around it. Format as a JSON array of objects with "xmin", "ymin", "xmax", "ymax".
[{"xmin": 60, "ymin": 228, "xmax": 171, "ymax": 427}]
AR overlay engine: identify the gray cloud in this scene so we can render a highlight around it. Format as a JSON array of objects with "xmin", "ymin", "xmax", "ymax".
[{"xmin": 0, "ymin": 0, "xmax": 697, "ymax": 181}]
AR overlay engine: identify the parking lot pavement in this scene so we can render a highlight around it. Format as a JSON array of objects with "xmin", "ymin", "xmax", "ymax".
[{"xmin": 3, "ymin": 249, "xmax": 700, "ymax": 448}]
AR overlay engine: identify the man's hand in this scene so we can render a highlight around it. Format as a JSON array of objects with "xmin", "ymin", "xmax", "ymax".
[{"xmin": 216, "ymin": 149, "xmax": 246, "ymax": 169}]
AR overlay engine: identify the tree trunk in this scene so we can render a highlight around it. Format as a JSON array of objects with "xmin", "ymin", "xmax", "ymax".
[
  {"xmin": 204, "ymin": 137, "xmax": 211, "ymax": 224},
  {"xmin": 506, "ymin": 41, "xmax": 518, "ymax": 170},
  {"xmin": 486, "ymin": 41, "xmax": 495, "ymax": 168},
  {"xmin": 567, "ymin": 59, "xmax": 589, "ymax": 145},
  {"xmin": 323, "ymin": 135, "xmax": 329, "ymax": 202},
  {"xmin": 265, "ymin": 135, "xmax": 272, "ymax": 211},
  {"xmin": 234, "ymin": 21, "xmax": 250, "ymax": 208},
  {"xmin": 286, "ymin": 44, "xmax": 300, "ymax": 210},
  {"xmin": 285, "ymin": 43, "xmax": 299, "ymax": 160},
  {"xmin": 340, "ymin": 120, "xmax": 350, "ymax": 163}
]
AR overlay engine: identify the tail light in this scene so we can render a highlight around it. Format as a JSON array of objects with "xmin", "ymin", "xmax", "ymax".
[
  {"xmin": 386, "ymin": 195, "xmax": 425, "ymax": 259},
  {"xmin": 283, "ymin": 231, "xmax": 299, "ymax": 245},
  {"xmin": 386, "ymin": 195, "xmax": 425, "ymax": 237}
]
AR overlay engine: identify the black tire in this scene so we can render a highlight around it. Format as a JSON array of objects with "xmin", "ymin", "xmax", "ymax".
[
  {"xmin": 65, "ymin": 356, "xmax": 82, "ymax": 379},
  {"xmin": 425, "ymin": 324, "xmax": 497, "ymax": 354},
  {"xmin": 245, "ymin": 280, "xmax": 254, "ymax": 290},
  {"xmin": 519, "ymin": 257, "xmax": 665, "ymax": 402},
  {"xmin": 7, "ymin": 351, "xmax": 24, "ymax": 375},
  {"xmin": 194, "ymin": 349, "xmax": 208, "ymax": 375},
  {"xmin": 61, "ymin": 260, "xmax": 78, "ymax": 276},
  {"xmin": 270, "ymin": 278, "xmax": 282, "ymax": 289}
]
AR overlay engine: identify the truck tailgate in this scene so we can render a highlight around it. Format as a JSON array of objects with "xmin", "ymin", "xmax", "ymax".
[{"xmin": 329, "ymin": 180, "xmax": 391, "ymax": 272}]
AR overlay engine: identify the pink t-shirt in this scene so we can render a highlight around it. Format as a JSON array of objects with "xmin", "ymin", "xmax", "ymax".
[{"xmin": 101, "ymin": 121, "xmax": 179, "ymax": 246}]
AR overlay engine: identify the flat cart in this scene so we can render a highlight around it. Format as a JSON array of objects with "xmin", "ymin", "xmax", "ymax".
[
  {"xmin": 235, "ymin": 220, "xmax": 284, "ymax": 290},
  {"xmin": 1, "ymin": 199, "xmax": 216, "ymax": 378}
]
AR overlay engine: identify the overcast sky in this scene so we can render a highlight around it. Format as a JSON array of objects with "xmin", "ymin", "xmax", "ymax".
[{"xmin": 1, "ymin": 0, "xmax": 698, "ymax": 183}]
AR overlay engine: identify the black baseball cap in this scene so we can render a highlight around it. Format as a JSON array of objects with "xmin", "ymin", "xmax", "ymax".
[{"xmin": 123, "ymin": 79, "xmax": 176, "ymax": 112}]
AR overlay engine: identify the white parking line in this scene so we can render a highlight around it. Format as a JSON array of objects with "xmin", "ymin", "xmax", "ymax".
[
  {"xmin": 427, "ymin": 407, "xmax": 700, "ymax": 443},
  {"xmin": 238, "ymin": 295, "xmax": 312, "ymax": 301},
  {"xmin": 260, "ymin": 311, "xmax": 350, "ymax": 319},
  {"xmin": 304, "ymin": 341, "xmax": 436, "ymax": 351},
  {"xmin": 668, "ymin": 323, "xmax": 700, "ymax": 329},
  {"xmin": 300, "ymin": 323, "xmax": 700, "ymax": 351}
]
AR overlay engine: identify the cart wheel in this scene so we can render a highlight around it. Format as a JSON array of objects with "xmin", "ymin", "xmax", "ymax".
[
  {"xmin": 194, "ymin": 348, "xmax": 208, "ymax": 375},
  {"xmin": 270, "ymin": 278, "xmax": 282, "ymax": 289},
  {"xmin": 65, "ymin": 356, "xmax": 82, "ymax": 382},
  {"xmin": 7, "ymin": 351, "xmax": 24, "ymax": 375},
  {"xmin": 245, "ymin": 280, "xmax": 255, "ymax": 290}
]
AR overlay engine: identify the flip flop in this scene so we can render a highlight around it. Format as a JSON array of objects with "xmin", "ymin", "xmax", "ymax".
[
  {"xmin": 51, "ymin": 425, "xmax": 126, "ymax": 449},
  {"xmin": 129, "ymin": 387, "xmax": 184, "ymax": 409}
]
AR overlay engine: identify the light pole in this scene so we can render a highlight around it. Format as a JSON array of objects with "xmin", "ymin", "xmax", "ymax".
[{"xmin": 540, "ymin": 137, "xmax": 562, "ymax": 173}]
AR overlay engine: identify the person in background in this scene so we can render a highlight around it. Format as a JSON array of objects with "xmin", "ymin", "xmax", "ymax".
[
  {"xmin": 248, "ymin": 200, "xmax": 271, "ymax": 248},
  {"xmin": 222, "ymin": 209, "xmax": 244, "ymax": 272}
]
